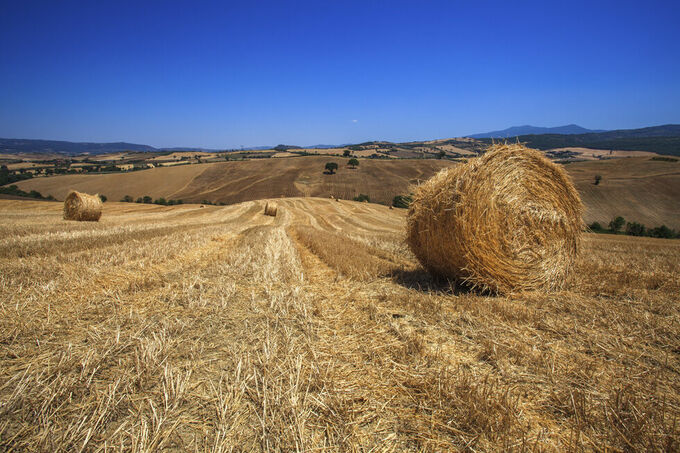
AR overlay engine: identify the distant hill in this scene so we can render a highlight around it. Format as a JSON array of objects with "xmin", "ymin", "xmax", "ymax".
[
  {"xmin": 12, "ymin": 155, "xmax": 680, "ymax": 229},
  {"xmin": 0, "ymin": 138, "xmax": 157, "ymax": 155},
  {"xmin": 3, "ymin": 123, "xmax": 679, "ymax": 156},
  {"xmin": 468, "ymin": 124, "xmax": 607, "ymax": 138},
  {"xmin": 479, "ymin": 124, "xmax": 680, "ymax": 156}
]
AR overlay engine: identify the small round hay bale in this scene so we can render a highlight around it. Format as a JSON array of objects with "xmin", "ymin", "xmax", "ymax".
[
  {"xmin": 264, "ymin": 202, "xmax": 278, "ymax": 217},
  {"xmin": 63, "ymin": 190, "xmax": 103, "ymax": 221},
  {"xmin": 406, "ymin": 143, "xmax": 583, "ymax": 294}
]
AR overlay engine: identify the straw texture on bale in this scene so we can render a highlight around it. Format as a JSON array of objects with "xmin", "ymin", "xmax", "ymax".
[
  {"xmin": 264, "ymin": 202, "xmax": 278, "ymax": 217},
  {"xmin": 63, "ymin": 191, "xmax": 103, "ymax": 222},
  {"xmin": 406, "ymin": 143, "xmax": 583, "ymax": 294}
]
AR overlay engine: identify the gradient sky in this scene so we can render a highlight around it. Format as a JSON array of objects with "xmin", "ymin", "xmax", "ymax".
[{"xmin": 1, "ymin": 0, "xmax": 679, "ymax": 148}]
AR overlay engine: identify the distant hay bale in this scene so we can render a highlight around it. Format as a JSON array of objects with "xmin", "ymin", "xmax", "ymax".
[
  {"xmin": 63, "ymin": 191, "xmax": 102, "ymax": 221},
  {"xmin": 406, "ymin": 143, "xmax": 583, "ymax": 294},
  {"xmin": 264, "ymin": 202, "xmax": 278, "ymax": 217}
]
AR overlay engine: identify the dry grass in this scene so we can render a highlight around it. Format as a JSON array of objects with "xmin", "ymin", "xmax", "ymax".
[
  {"xmin": 407, "ymin": 144, "xmax": 583, "ymax": 294},
  {"xmin": 0, "ymin": 197, "xmax": 678, "ymax": 451}
]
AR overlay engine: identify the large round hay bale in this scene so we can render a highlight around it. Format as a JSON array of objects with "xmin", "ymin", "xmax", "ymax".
[
  {"xmin": 63, "ymin": 191, "xmax": 103, "ymax": 221},
  {"xmin": 406, "ymin": 143, "xmax": 583, "ymax": 293},
  {"xmin": 264, "ymin": 202, "xmax": 278, "ymax": 217}
]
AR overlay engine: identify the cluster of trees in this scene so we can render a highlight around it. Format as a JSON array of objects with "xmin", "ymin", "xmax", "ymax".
[
  {"xmin": 0, "ymin": 165, "xmax": 34, "ymax": 185},
  {"xmin": 120, "ymin": 195, "xmax": 184, "ymax": 206},
  {"xmin": 200, "ymin": 199, "xmax": 227, "ymax": 206},
  {"xmin": 0, "ymin": 184, "xmax": 54, "ymax": 200},
  {"xmin": 324, "ymin": 158, "xmax": 360, "ymax": 174},
  {"xmin": 590, "ymin": 216, "xmax": 679, "ymax": 239}
]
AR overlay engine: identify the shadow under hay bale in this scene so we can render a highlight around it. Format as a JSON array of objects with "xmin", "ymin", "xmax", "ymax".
[
  {"xmin": 264, "ymin": 202, "xmax": 278, "ymax": 217},
  {"xmin": 63, "ymin": 190, "xmax": 103, "ymax": 222},
  {"xmin": 406, "ymin": 143, "xmax": 583, "ymax": 294}
]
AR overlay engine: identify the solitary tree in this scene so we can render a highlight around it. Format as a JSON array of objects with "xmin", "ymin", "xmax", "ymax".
[
  {"xmin": 594, "ymin": 175, "xmax": 602, "ymax": 185},
  {"xmin": 325, "ymin": 162, "xmax": 338, "ymax": 174},
  {"xmin": 609, "ymin": 216, "xmax": 625, "ymax": 233},
  {"xmin": 121, "ymin": 195, "xmax": 133, "ymax": 202},
  {"xmin": 343, "ymin": 149, "xmax": 351, "ymax": 157},
  {"xmin": 438, "ymin": 150, "xmax": 446, "ymax": 159},
  {"xmin": 348, "ymin": 158, "xmax": 359, "ymax": 168}
]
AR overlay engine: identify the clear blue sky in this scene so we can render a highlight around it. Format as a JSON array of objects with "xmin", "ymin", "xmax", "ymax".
[{"xmin": 1, "ymin": 0, "xmax": 679, "ymax": 148}]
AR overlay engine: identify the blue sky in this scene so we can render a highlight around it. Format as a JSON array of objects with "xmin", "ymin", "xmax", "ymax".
[{"xmin": 1, "ymin": 0, "xmax": 679, "ymax": 148}]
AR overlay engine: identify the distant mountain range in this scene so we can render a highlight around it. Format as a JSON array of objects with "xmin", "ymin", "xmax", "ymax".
[
  {"xmin": 476, "ymin": 124, "xmax": 680, "ymax": 156},
  {"xmin": 468, "ymin": 124, "xmax": 607, "ymax": 138},
  {"xmin": 2, "ymin": 124, "xmax": 679, "ymax": 156},
  {"xmin": 0, "ymin": 138, "xmax": 344, "ymax": 156}
]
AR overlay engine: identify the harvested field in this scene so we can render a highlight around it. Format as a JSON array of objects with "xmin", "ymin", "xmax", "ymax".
[
  {"xmin": 11, "ymin": 155, "xmax": 680, "ymax": 228},
  {"xmin": 0, "ymin": 198, "xmax": 679, "ymax": 451}
]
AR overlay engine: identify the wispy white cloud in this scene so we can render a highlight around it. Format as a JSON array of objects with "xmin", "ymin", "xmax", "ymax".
[{"xmin": 351, "ymin": 119, "xmax": 358, "ymax": 123}]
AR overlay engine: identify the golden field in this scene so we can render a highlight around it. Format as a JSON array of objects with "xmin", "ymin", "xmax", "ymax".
[
  {"xmin": 0, "ymin": 198, "xmax": 678, "ymax": 451},
  {"xmin": 11, "ymin": 155, "xmax": 680, "ymax": 229}
]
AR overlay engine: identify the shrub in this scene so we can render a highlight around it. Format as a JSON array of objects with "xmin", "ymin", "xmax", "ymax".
[
  {"xmin": 392, "ymin": 194, "xmax": 413, "ymax": 209},
  {"xmin": 142, "ymin": 196, "xmax": 152, "ymax": 204},
  {"xmin": 343, "ymin": 149, "xmax": 351, "ymax": 157},
  {"xmin": 0, "ymin": 185, "xmax": 45, "ymax": 199},
  {"xmin": 98, "ymin": 194, "xmax": 107, "ymax": 202},
  {"xmin": 353, "ymin": 194, "xmax": 370, "ymax": 202},
  {"xmin": 594, "ymin": 175, "xmax": 602, "ymax": 185},
  {"xmin": 121, "ymin": 195, "xmax": 134, "ymax": 202},
  {"xmin": 588, "ymin": 222, "xmax": 605, "ymax": 232}
]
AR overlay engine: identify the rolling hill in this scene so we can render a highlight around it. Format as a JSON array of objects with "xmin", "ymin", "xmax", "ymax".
[
  {"xmin": 10, "ymin": 155, "xmax": 680, "ymax": 229},
  {"xmin": 11, "ymin": 156, "xmax": 451, "ymax": 206}
]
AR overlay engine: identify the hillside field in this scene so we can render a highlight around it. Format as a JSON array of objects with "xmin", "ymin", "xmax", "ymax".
[
  {"xmin": 0, "ymin": 198, "xmax": 678, "ymax": 451},
  {"xmin": 11, "ymin": 155, "xmax": 680, "ymax": 229}
]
